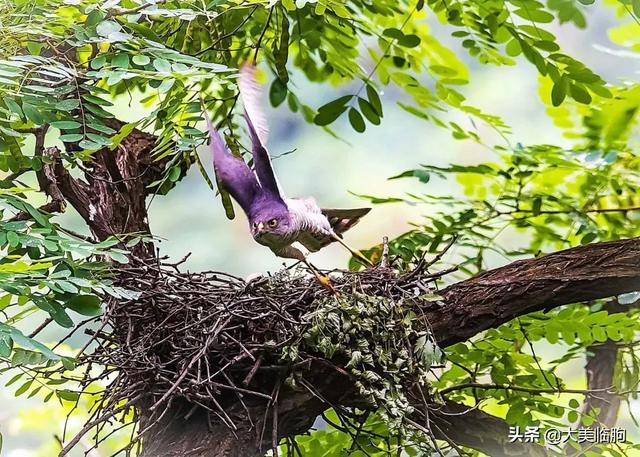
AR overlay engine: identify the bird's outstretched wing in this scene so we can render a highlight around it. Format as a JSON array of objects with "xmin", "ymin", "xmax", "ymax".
[
  {"xmin": 206, "ymin": 111, "xmax": 260, "ymax": 215},
  {"xmin": 239, "ymin": 63, "xmax": 284, "ymax": 201},
  {"xmin": 297, "ymin": 207, "xmax": 371, "ymax": 252}
]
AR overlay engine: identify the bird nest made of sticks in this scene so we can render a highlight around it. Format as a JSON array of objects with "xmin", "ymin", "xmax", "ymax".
[{"xmin": 79, "ymin": 257, "xmax": 449, "ymax": 450}]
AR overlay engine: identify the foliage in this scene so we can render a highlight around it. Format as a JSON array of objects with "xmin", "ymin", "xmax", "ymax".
[
  {"xmin": 292, "ymin": 293, "xmax": 441, "ymax": 428},
  {"xmin": 0, "ymin": 0, "xmax": 639, "ymax": 455}
]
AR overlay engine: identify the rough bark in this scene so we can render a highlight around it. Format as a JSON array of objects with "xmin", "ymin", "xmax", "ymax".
[
  {"xmin": 36, "ymin": 120, "xmax": 167, "ymax": 256},
  {"xmin": 434, "ymin": 238, "xmax": 640, "ymax": 347}
]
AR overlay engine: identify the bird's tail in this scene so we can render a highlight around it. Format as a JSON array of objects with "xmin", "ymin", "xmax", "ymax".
[{"xmin": 322, "ymin": 207, "xmax": 371, "ymax": 236}]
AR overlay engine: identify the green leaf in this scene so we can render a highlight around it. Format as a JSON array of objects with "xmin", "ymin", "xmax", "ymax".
[
  {"xmin": 112, "ymin": 53, "xmax": 130, "ymax": 69},
  {"xmin": 505, "ymin": 39, "xmax": 522, "ymax": 57},
  {"xmin": 153, "ymin": 58, "xmax": 172, "ymax": 73},
  {"xmin": 348, "ymin": 108, "xmax": 366, "ymax": 133},
  {"xmin": 27, "ymin": 385, "xmax": 42, "ymax": 398},
  {"xmin": 0, "ymin": 334, "xmax": 12, "ymax": 357},
  {"xmin": 0, "ymin": 323, "xmax": 60, "ymax": 360},
  {"xmin": 59, "ymin": 134, "xmax": 83, "ymax": 142},
  {"xmin": 383, "ymin": 28, "xmax": 404, "ymax": 40},
  {"xmin": 514, "ymin": 8, "xmax": 554, "ymax": 23},
  {"xmin": 51, "ymin": 304, "xmax": 74, "ymax": 328},
  {"xmin": 532, "ymin": 197, "xmax": 542, "ymax": 215},
  {"xmin": 269, "ymin": 79, "xmax": 287, "ymax": 107},
  {"xmin": 108, "ymin": 251, "xmax": 130, "ymax": 264},
  {"xmin": 366, "ymin": 85, "xmax": 383, "ymax": 116},
  {"xmin": 82, "ymin": 93, "xmax": 113, "ymax": 106},
  {"xmin": 15, "ymin": 380, "xmax": 33, "ymax": 396},
  {"xmin": 389, "ymin": 169, "xmax": 430, "ymax": 183},
  {"xmin": 580, "ymin": 232, "xmax": 596, "ymax": 244},
  {"xmin": 4, "ymin": 97, "xmax": 23, "ymax": 119},
  {"xmin": 88, "ymin": 122, "xmax": 116, "ymax": 135},
  {"xmin": 22, "ymin": 103, "xmax": 44, "ymax": 124},
  {"xmin": 86, "ymin": 133, "xmax": 112, "ymax": 146},
  {"xmin": 569, "ymin": 83, "xmax": 592, "ymax": 104},
  {"xmin": 551, "ymin": 76, "xmax": 568, "ymax": 107},
  {"xmin": 96, "ymin": 20, "xmax": 121, "ymax": 38},
  {"xmin": 398, "ymin": 34, "xmax": 421, "ymax": 48},
  {"xmin": 51, "ymin": 120, "xmax": 82, "ymax": 130},
  {"xmin": 91, "ymin": 56, "xmax": 106, "ymax": 70},
  {"xmin": 7, "ymin": 231, "xmax": 19, "ymax": 247},
  {"xmin": 357, "ymin": 97, "xmax": 381, "ymax": 125},
  {"xmin": 61, "ymin": 357, "xmax": 76, "ymax": 370},
  {"xmin": 132, "ymin": 55, "xmax": 151, "ymax": 66},
  {"xmin": 55, "ymin": 99, "xmax": 80, "ymax": 110},
  {"xmin": 314, "ymin": 106, "xmax": 348, "ymax": 126},
  {"xmin": 158, "ymin": 78, "xmax": 175, "ymax": 93},
  {"xmin": 316, "ymin": 95, "xmax": 353, "ymax": 114},
  {"xmin": 78, "ymin": 139, "xmax": 103, "ymax": 150},
  {"xmin": 533, "ymin": 40, "xmax": 560, "ymax": 52},
  {"xmin": 66, "ymin": 295, "xmax": 102, "ymax": 316},
  {"xmin": 314, "ymin": 96, "xmax": 352, "ymax": 126},
  {"xmin": 5, "ymin": 373, "xmax": 23, "ymax": 386},
  {"xmin": 169, "ymin": 166, "xmax": 181, "ymax": 182},
  {"xmin": 57, "ymin": 389, "xmax": 80, "ymax": 402}
]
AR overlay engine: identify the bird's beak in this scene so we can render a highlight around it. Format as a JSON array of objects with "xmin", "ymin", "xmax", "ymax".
[{"xmin": 257, "ymin": 222, "xmax": 264, "ymax": 232}]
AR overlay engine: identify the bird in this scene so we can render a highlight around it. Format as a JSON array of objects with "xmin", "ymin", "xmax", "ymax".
[{"xmin": 205, "ymin": 64, "xmax": 372, "ymax": 283}]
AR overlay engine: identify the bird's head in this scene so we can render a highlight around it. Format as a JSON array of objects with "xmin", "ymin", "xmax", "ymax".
[{"xmin": 249, "ymin": 202, "xmax": 291, "ymax": 241}]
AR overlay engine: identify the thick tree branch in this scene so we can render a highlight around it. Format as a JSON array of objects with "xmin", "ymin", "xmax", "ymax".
[{"xmin": 432, "ymin": 237, "xmax": 640, "ymax": 347}]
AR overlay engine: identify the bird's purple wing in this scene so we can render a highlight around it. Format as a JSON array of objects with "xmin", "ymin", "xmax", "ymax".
[
  {"xmin": 206, "ymin": 111, "xmax": 260, "ymax": 215},
  {"xmin": 239, "ymin": 63, "xmax": 284, "ymax": 201},
  {"xmin": 298, "ymin": 207, "xmax": 371, "ymax": 252}
]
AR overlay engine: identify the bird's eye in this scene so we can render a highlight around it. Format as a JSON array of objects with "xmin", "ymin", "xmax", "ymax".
[{"xmin": 267, "ymin": 218, "xmax": 278, "ymax": 228}]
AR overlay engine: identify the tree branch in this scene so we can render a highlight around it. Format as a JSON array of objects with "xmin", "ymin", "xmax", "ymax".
[
  {"xmin": 566, "ymin": 299, "xmax": 635, "ymax": 455},
  {"xmin": 432, "ymin": 237, "xmax": 640, "ymax": 347},
  {"xmin": 582, "ymin": 300, "xmax": 629, "ymax": 428},
  {"xmin": 426, "ymin": 401, "xmax": 548, "ymax": 457}
]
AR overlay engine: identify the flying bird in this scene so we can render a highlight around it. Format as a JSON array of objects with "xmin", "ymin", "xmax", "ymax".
[{"xmin": 206, "ymin": 64, "xmax": 372, "ymax": 281}]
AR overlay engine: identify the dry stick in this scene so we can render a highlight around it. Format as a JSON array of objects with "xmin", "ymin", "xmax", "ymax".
[
  {"xmin": 28, "ymin": 317, "xmax": 54, "ymax": 338},
  {"xmin": 271, "ymin": 383, "xmax": 281, "ymax": 457},
  {"xmin": 149, "ymin": 316, "xmax": 232, "ymax": 411},
  {"xmin": 58, "ymin": 395, "xmax": 142, "ymax": 457},
  {"xmin": 518, "ymin": 318, "xmax": 559, "ymax": 390},
  {"xmin": 243, "ymin": 353, "xmax": 264, "ymax": 386}
]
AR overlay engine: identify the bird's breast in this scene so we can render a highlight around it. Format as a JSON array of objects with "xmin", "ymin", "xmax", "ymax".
[{"xmin": 253, "ymin": 231, "xmax": 297, "ymax": 248}]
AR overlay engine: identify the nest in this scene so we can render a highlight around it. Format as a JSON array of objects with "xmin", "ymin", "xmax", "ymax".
[{"xmin": 73, "ymin": 254, "xmax": 452, "ymax": 455}]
